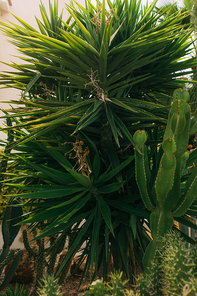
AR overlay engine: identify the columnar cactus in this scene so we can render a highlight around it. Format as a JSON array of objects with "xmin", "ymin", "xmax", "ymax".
[
  {"xmin": 133, "ymin": 89, "xmax": 197, "ymax": 270},
  {"xmin": 22, "ymin": 228, "xmax": 45, "ymax": 290},
  {"xmin": 23, "ymin": 226, "xmax": 67, "ymax": 291}
]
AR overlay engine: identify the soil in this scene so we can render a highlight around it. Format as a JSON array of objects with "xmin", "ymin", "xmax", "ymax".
[
  {"xmin": 0, "ymin": 250, "xmax": 92, "ymax": 296},
  {"xmin": 0, "ymin": 276, "xmax": 90, "ymax": 296},
  {"xmin": 1, "ymin": 229, "xmax": 196, "ymax": 295}
]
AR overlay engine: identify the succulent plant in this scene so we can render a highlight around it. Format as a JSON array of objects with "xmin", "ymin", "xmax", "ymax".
[
  {"xmin": 109, "ymin": 271, "xmax": 129, "ymax": 296},
  {"xmin": 137, "ymin": 231, "xmax": 197, "ymax": 296},
  {"xmin": 133, "ymin": 88, "xmax": 197, "ymax": 270},
  {"xmin": 85, "ymin": 272, "xmax": 137, "ymax": 296},
  {"xmin": 85, "ymin": 238, "xmax": 196, "ymax": 296},
  {"xmin": 137, "ymin": 258, "xmax": 163, "ymax": 296},
  {"xmin": 85, "ymin": 279, "xmax": 109, "ymax": 296},
  {"xmin": 37, "ymin": 273, "xmax": 62, "ymax": 296},
  {"xmin": 160, "ymin": 231, "xmax": 197, "ymax": 296}
]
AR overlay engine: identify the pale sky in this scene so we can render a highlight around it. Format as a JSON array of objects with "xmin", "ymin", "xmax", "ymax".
[{"xmin": 91, "ymin": 0, "xmax": 184, "ymax": 8}]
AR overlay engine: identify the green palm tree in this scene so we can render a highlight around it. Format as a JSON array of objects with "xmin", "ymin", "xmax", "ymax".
[{"xmin": 0, "ymin": 0, "xmax": 197, "ymax": 283}]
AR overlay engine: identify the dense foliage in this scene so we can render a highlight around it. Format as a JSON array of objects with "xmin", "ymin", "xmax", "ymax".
[{"xmin": 0, "ymin": 0, "xmax": 197, "ymax": 284}]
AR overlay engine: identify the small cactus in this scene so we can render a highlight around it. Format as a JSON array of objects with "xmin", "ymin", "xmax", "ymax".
[
  {"xmin": 37, "ymin": 274, "xmax": 62, "ymax": 296},
  {"xmin": 85, "ymin": 280, "xmax": 109, "ymax": 295},
  {"xmin": 85, "ymin": 273, "xmax": 135, "ymax": 296},
  {"xmin": 109, "ymin": 271, "xmax": 128, "ymax": 296}
]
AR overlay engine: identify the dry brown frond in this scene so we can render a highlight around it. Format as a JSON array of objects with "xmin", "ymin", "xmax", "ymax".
[
  {"xmin": 65, "ymin": 139, "xmax": 92, "ymax": 180},
  {"xmin": 85, "ymin": 69, "xmax": 111, "ymax": 102},
  {"xmin": 91, "ymin": 6, "xmax": 114, "ymax": 30}
]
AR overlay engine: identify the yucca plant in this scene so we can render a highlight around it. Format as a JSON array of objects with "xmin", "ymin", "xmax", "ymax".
[{"xmin": 0, "ymin": 0, "xmax": 197, "ymax": 284}]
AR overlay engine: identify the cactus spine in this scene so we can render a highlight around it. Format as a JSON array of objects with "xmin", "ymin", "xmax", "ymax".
[{"xmin": 133, "ymin": 89, "xmax": 197, "ymax": 270}]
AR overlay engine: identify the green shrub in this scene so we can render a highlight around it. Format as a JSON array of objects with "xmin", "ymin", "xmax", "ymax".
[{"xmin": 1, "ymin": 0, "xmax": 197, "ymax": 285}]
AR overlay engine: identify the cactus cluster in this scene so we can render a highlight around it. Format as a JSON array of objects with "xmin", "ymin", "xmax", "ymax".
[
  {"xmin": 85, "ymin": 272, "xmax": 137, "ymax": 296},
  {"xmin": 37, "ymin": 274, "xmax": 62, "ymax": 296},
  {"xmin": 0, "ymin": 200, "xmax": 23, "ymax": 291},
  {"xmin": 161, "ymin": 231, "xmax": 197, "ymax": 296},
  {"xmin": 137, "ymin": 231, "xmax": 197, "ymax": 296},
  {"xmin": 133, "ymin": 88, "xmax": 197, "ymax": 269}
]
